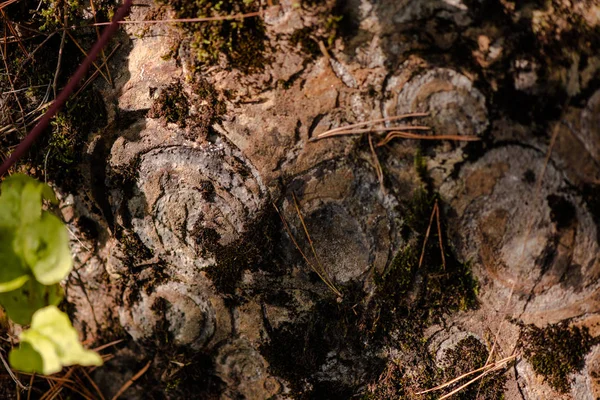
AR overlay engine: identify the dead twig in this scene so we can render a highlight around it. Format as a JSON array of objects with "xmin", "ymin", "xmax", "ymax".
[
  {"xmin": 0, "ymin": 0, "xmax": 19, "ymax": 11},
  {"xmin": 111, "ymin": 360, "xmax": 151, "ymax": 400},
  {"xmin": 53, "ymin": 14, "xmax": 68, "ymax": 99},
  {"xmin": 417, "ymin": 200, "xmax": 445, "ymax": 270},
  {"xmin": 0, "ymin": 349, "xmax": 28, "ymax": 391},
  {"xmin": 88, "ymin": 0, "xmax": 112, "ymax": 86}
]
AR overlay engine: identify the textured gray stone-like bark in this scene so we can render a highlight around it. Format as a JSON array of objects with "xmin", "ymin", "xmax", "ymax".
[{"xmin": 55, "ymin": 0, "xmax": 600, "ymax": 398}]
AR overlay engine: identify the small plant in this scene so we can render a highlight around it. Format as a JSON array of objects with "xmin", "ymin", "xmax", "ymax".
[{"xmin": 0, "ymin": 174, "xmax": 101, "ymax": 375}]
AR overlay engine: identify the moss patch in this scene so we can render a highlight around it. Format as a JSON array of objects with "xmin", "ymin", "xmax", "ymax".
[
  {"xmin": 370, "ymin": 189, "xmax": 479, "ymax": 342},
  {"xmin": 148, "ymin": 78, "xmax": 225, "ymax": 140},
  {"xmin": 148, "ymin": 80, "xmax": 190, "ymax": 127},
  {"xmin": 115, "ymin": 226, "xmax": 155, "ymax": 268},
  {"xmin": 260, "ymin": 183, "xmax": 480, "ymax": 398},
  {"xmin": 260, "ymin": 283, "xmax": 381, "ymax": 399},
  {"xmin": 290, "ymin": 0, "xmax": 357, "ymax": 59},
  {"xmin": 519, "ymin": 322, "xmax": 597, "ymax": 393},
  {"xmin": 201, "ymin": 208, "xmax": 279, "ymax": 296},
  {"xmin": 157, "ymin": 0, "xmax": 266, "ymax": 72},
  {"xmin": 365, "ymin": 336, "xmax": 507, "ymax": 399},
  {"xmin": 439, "ymin": 336, "xmax": 508, "ymax": 399}
]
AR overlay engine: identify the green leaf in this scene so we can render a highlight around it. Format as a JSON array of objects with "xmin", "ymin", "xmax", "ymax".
[
  {"xmin": 0, "ymin": 281, "xmax": 62, "ymax": 325},
  {"xmin": 0, "ymin": 184, "xmax": 23, "ymax": 228},
  {"xmin": 0, "ymin": 174, "xmax": 57, "ymax": 228},
  {"xmin": 8, "ymin": 342, "xmax": 44, "ymax": 374},
  {"xmin": 0, "ymin": 228, "xmax": 29, "ymax": 293},
  {"xmin": 9, "ymin": 306, "xmax": 103, "ymax": 375},
  {"xmin": 14, "ymin": 212, "xmax": 73, "ymax": 285}
]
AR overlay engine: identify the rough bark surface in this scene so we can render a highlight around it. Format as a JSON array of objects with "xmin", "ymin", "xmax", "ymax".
[{"xmin": 21, "ymin": 0, "xmax": 600, "ymax": 398}]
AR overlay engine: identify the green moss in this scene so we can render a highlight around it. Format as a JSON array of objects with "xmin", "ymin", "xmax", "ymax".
[
  {"xmin": 38, "ymin": 0, "xmax": 116, "ymax": 31},
  {"xmin": 148, "ymin": 78, "xmax": 225, "ymax": 140},
  {"xmin": 290, "ymin": 27, "xmax": 322, "ymax": 58},
  {"xmin": 201, "ymin": 208, "xmax": 279, "ymax": 295},
  {"xmin": 519, "ymin": 322, "xmax": 597, "ymax": 393},
  {"xmin": 46, "ymin": 89, "xmax": 107, "ymax": 171},
  {"xmin": 370, "ymin": 188, "xmax": 479, "ymax": 341},
  {"xmin": 440, "ymin": 336, "xmax": 507, "ymax": 399},
  {"xmin": 365, "ymin": 337, "xmax": 507, "ymax": 399},
  {"xmin": 115, "ymin": 226, "xmax": 155, "ymax": 267},
  {"xmin": 156, "ymin": 0, "xmax": 266, "ymax": 72},
  {"xmin": 148, "ymin": 80, "xmax": 190, "ymax": 127},
  {"xmin": 289, "ymin": 1, "xmax": 348, "ymax": 58},
  {"xmin": 165, "ymin": 377, "xmax": 182, "ymax": 392},
  {"xmin": 414, "ymin": 150, "xmax": 428, "ymax": 183},
  {"xmin": 260, "ymin": 283, "xmax": 380, "ymax": 399}
]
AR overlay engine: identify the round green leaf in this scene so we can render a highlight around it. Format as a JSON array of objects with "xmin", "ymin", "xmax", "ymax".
[
  {"xmin": 0, "ymin": 174, "xmax": 57, "ymax": 228},
  {"xmin": 0, "ymin": 281, "xmax": 62, "ymax": 325},
  {"xmin": 11, "ymin": 306, "xmax": 102, "ymax": 375},
  {"xmin": 15, "ymin": 212, "xmax": 73, "ymax": 285},
  {"xmin": 8, "ymin": 341, "xmax": 44, "ymax": 374},
  {"xmin": 0, "ymin": 185, "xmax": 23, "ymax": 229},
  {"xmin": 0, "ymin": 228, "xmax": 29, "ymax": 293}
]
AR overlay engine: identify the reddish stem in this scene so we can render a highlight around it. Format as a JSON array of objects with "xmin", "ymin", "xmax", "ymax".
[{"xmin": 0, "ymin": 0, "xmax": 134, "ymax": 178}]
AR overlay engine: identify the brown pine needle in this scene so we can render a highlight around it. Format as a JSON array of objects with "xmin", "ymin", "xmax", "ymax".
[
  {"xmin": 40, "ymin": 367, "xmax": 75, "ymax": 400},
  {"xmin": 70, "ymin": 371, "xmax": 96, "ymax": 400},
  {"xmin": 418, "ymin": 201, "xmax": 437, "ymax": 269},
  {"xmin": 64, "ymin": 30, "xmax": 110, "ymax": 84},
  {"xmin": 417, "ymin": 353, "xmax": 517, "ymax": 396},
  {"xmin": 18, "ymin": 374, "xmax": 75, "ymax": 384},
  {"xmin": 435, "ymin": 201, "xmax": 446, "ymax": 270},
  {"xmin": 80, "ymin": 368, "xmax": 105, "ymax": 400},
  {"xmin": 274, "ymin": 202, "xmax": 342, "ymax": 298},
  {"xmin": 0, "ymin": 350, "xmax": 27, "ymax": 390},
  {"xmin": 27, "ymin": 373, "xmax": 35, "ymax": 400},
  {"xmin": 1, "ymin": 9, "xmax": 29, "ymax": 57},
  {"xmin": 92, "ymin": 11, "xmax": 263, "ymax": 26},
  {"xmin": 89, "ymin": 0, "xmax": 112, "ymax": 86},
  {"xmin": 53, "ymin": 20, "xmax": 68, "ymax": 99},
  {"xmin": 291, "ymin": 193, "xmax": 342, "ymax": 297},
  {"xmin": 316, "ymin": 125, "xmax": 431, "ymax": 140},
  {"xmin": 111, "ymin": 360, "xmax": 151, "ymax": 400},
  {"xmin": 417, "ymin": 201, "xmax": 446, "ymax": 269},
  {"xmin": 275, "ymin": 204, "xmax": 322, "ymax": 277},
  {"xmin": 378, "ymin": 131, "xmax": 480, "ymax": 146},
  {"xmin": 368, "ymin": 134, "xmax": 385, "ymax": 193},
  {"xmin": 315, "ymin": 113, "xmax": 429, "ymax": 138},
  {"xmin": 92, "ymin": 338, "xmax": 125, "ymax": 352},
  {"xmin": 0, "ymin": 0, "xmax": 19, "ymax": 11},
  {"xmin": 73, "ymin": 43, "xmax": 121, "ymax": 99},
  {"xmin": 0, "ymin": 25, "xmax": 26, "ymax": 129}
]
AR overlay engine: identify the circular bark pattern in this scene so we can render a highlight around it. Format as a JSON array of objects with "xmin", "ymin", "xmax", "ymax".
[
  {"xmin": 215, "ymin": 339, "xmax": 280, "ymax": 399},
  {"xmin": 448, "ymin": 145, "xmax": 600, "ymax": 323},
  {"xmin": 119, "ymin": 281, "xmax": 216, "ymax": 349},
  {"xmin": 280, "ymin": 159, "xmax": 401, "ymax": 284},
  {"xmin": 109, "ymin": 120, "xmax": 268, "ymax": 272},
  {"xmin": 394, "ymin": 68, "xmax": 488, "ymax": 137}
]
